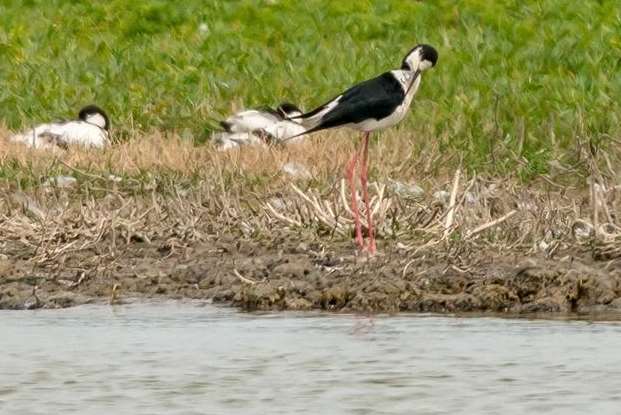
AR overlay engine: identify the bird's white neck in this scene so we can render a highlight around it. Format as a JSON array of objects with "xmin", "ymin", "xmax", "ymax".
[{"xmin": 391, "ymin": 69, "xmax": 422, "ymax": 102}]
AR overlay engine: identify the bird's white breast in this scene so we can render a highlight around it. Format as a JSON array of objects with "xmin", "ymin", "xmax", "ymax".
[
  {"xmin": 213, "ymin": 118, "xmax": 307, "ymax": 150},
  {"xmin": 11, "ymin": 121, "xmax": 109, "ymax": 149},
  {"xmin": 225, "ymin": 110, "xmax": 280, "ymax": 133},
  {"xmin": 54, "ymin": 122, "xmax": 109, "ymax": 147}
]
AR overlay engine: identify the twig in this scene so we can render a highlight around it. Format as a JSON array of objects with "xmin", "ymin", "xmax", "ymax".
[
  {"xmin": 266, "ymin": 202, "xmax": 302, "ymax": 227},
  {"xmin": 590, "ymin": 176, "xmax": 599, "ymax": 236},
  {"xmin": 233, "ymin": 269, "xmax": 257, "ymax": 285},
  {"xmin": 57, "ymin": 159, "xmax": 108, "ymax": 181},
  {"xmin": 466, "ymin": 210, "xmax": 517, "ymax": 239},
  {"xmin": 443, "ymin": 168, "xmax": 461, "ymax": 239}
]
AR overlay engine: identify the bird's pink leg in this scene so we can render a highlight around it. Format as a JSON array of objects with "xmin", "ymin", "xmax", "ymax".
[
  {"xmin": 359, "ymin": 132, "xmax": 376, "ymax": 254},
  {"xmin": 345, "ymin": 146, "xmax": 364, "ymax": 250}
]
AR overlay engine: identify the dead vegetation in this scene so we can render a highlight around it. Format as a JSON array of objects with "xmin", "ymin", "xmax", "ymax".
[{"xmin": 0, "ymin": 127, "xmax": 620, "ymax": 312}]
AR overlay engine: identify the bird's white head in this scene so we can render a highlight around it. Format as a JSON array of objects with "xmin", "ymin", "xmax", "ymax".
[
  {"xmin": 401, "ymin": 44, "xmax": 438, "ymax": 72},
  {"xmin": 78, "ymin": 105, "xmax": 110, "ymax": 130}
]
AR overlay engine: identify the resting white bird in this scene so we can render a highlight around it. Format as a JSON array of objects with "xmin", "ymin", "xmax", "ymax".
[
  {"xmin": 219, "ymin": 102, "xmax": 301, "ymax": 133},
  {"xmin": 10, "ymin": 105, "xmax": 111, "ymax": 150},
  {"xmin": 213, "ymin": 102, "xmax": 306, "ymax": 149}
]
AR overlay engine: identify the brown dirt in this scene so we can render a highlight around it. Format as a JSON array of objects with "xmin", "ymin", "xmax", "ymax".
[
  {"xmin": 2, "ymin": 229, "xmax": 621, "ymax": 314},
  {"xmin": 1, "ymin": 131, "xmax": 620, "ymax": 314}
]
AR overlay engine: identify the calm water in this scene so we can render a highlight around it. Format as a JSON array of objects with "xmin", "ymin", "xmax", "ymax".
[{"xmin": 1, "ymin": 302, "xmax": 620, "ymax": 415}]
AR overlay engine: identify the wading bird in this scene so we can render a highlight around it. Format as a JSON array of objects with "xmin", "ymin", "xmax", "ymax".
[
  {"xmin": 10, "ymin": 105, "xmax": 111, "ymax": 150},
  {"xmin": 288, "ymin": 44, "xmax": 438, "ymax": 254},
  {"xmin": 214, "ymin": 102, "xmax": 306, "ymax": 149},
  {"xmin": 219, "ymin": 102, "xmax": 302, "ymax": 133}
]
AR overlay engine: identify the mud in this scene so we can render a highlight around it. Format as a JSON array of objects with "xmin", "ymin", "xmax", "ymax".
[{"xmin": 2, "ymin": 231, "xmax": 621, "ymax": 314}]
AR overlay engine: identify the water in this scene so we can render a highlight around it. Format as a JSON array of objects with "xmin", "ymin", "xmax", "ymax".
[{"xmin": 1, "ymin": 303, "xmax": 621, "ymax": 415}]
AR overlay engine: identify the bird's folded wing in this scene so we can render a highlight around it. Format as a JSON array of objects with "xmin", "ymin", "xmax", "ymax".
[{"xmin": 297, "ymin": 72, "xmax": 405, "ymax": 133}]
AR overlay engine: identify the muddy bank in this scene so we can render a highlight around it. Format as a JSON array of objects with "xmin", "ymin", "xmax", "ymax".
[
  {"xmin": 2, "ymin": 163, "xmax": 620, "ymax": 315},
  {"xmin": 2, "ymin": 232, "xmax": 621, "ymax": 314}
]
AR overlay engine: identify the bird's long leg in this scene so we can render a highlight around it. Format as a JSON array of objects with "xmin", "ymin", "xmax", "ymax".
[
  {"xmin": 359, "ymin": 131, "xmax": 376, "ymax": 254},
  {"xmin": 345, "ymin": 143, "xmax": 364, "ymax": 249}
]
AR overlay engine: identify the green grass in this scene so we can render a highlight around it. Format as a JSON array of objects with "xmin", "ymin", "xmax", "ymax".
[{"xmin": 1, "ymin": 0, "xmax": 620, "ymax": 176}]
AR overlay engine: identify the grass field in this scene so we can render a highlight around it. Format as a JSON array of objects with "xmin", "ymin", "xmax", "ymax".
[{"xmin": 1, "ymin": 0, "xmax": 620, "ymax": 178}]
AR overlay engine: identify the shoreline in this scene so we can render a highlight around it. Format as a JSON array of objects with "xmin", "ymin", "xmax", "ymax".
[
  {"xmin": 2, "ymin": 233, "xmax": 620, "ymax": 314},
  {"xmin": 7, "ymin": 297, "xmax": 621, "ymax": 323}
]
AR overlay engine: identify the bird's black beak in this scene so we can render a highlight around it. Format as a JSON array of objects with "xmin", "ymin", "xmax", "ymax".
[{"xmin": 405, "ymin": 70, "xmax": 421, "ymax": 95}]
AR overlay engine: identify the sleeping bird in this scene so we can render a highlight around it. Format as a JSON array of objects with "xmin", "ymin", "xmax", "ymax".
[{"xmin": 10, "ymin": 105, "xmax": 111, "ymax": 150}]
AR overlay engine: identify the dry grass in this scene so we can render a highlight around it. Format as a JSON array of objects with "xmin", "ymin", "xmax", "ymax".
[
  {"xmin": 0, "ymin": 126, "xmax": 452, "ymax": 190},
  {"xmin": 1, "ymin": 127, "xmax": 620, "ymax": 267}
]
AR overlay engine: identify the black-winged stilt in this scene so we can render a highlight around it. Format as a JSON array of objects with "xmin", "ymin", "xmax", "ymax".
[
  {"xmin": 10, "ymin": 104, "xmax": 111, "ymax": 149},
  {"xmin": 288, "ymin": 44, "xmax": 438, "ymax": 254},
  {"xmin": 219, "ymin": 102, "xmax": 302, "ymax": 134},
  {"xmin": 214, "ymin": 102, "xmax": 306, "ymax": 149}
]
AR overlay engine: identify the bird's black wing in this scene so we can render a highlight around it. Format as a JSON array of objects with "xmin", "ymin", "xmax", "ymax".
[{"xmin": 302, "ymin": 72, "xmax": 405, "ymax": 134}]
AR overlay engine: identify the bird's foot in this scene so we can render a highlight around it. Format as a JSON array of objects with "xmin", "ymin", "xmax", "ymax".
[
  {"xmin": 365, "ymin": 239, "xmax": 377, "ymax": 255},
  {"xmin": 353, "ymin": 236, "xmax": 377, "ymax": 256},
  {"xmin": 354, "ymin": 235, "xmax": 365, "ymax": 251},
  {"xmin": 357, "ymin": 239, "xmax": 376, "ymax": 256}
]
